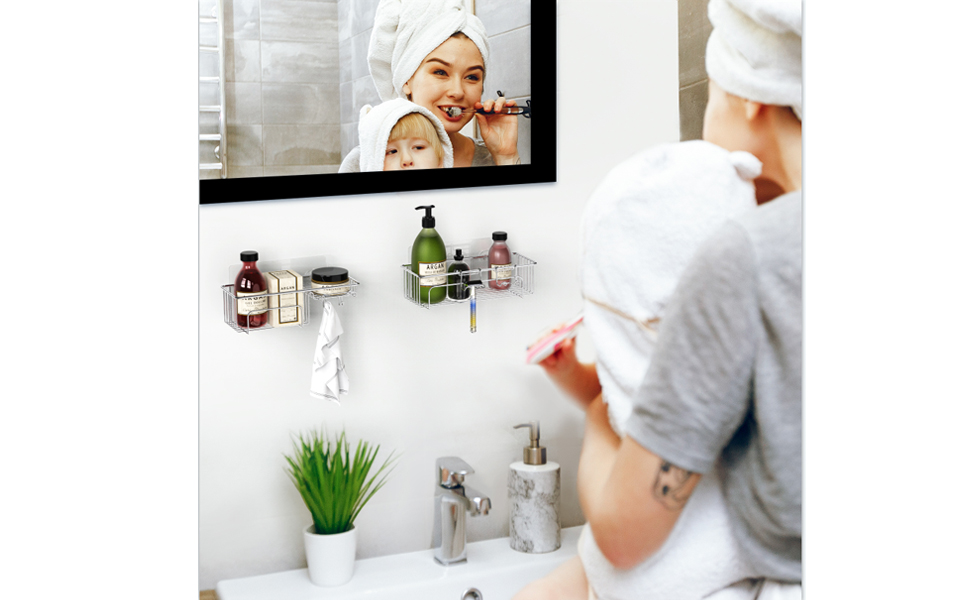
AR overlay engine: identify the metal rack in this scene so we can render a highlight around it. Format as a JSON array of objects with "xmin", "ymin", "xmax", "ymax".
[
  {"xmin": 199, "ymin": 0, "xmax": 227, "ymax": 179},
  {"xmin": 402, "ymin": 251, "xmax": 536, "ymax": 309},
  {"xmin": 222, "ymin": 275, "xmax": 360, "ymax": 334}
]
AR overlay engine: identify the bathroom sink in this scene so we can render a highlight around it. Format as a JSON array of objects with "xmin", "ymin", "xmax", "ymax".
[{"xmin": 216, "ymin": 526, "xmax": 581, "ymax": 600}]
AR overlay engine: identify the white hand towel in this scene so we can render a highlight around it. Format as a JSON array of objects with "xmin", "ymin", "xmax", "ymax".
[
  {"xmin": 706, "ymin": 0, "xmax": 802, "ymax": 119},
  {"xmin": 580, "ymin": 140, "xmax": 761, "ymax": 436},
  {"xmin": 580, "ymin": 474, "xmax": 758, "ymax": 600},
  {"xmin": 358, "ymin": 98, "xmax": 454, "ymax": 172},
  {"xmin": 368, "ymin": 0, "xmax": 490, "ymax": 102},
  {"xmin": 309, "ymin": 300, "xmax": 349, "ymax": 403}
]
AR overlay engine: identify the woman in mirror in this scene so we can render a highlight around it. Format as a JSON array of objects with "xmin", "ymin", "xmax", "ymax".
[{"xmin": 339, "ymin": 0, "xmax": 521, "ymax": 172}]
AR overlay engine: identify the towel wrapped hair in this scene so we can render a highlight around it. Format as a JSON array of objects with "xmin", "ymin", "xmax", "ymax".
[
  {"xmin": 368, "ymin": 0, "xmax": 490, "ymax": 102},
  {"xmin": 705, "ymin": 0, "xmax": 803, "ymax": 119},
  {"xmin": 357, "ymin": 98, "xmax": 454, "ymax": 171}
]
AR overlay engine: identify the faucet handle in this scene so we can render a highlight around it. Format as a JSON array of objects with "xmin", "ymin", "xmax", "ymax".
[{"xmin": 437, "ymin": 456, "xmax": 474, "ymax": 488}]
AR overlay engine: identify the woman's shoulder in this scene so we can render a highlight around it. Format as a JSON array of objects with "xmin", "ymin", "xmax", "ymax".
[
  {"xmin": 470, "ymin": 140, "xmax": 495, "ymax": 167},
  {"xmin": 338, "ymin": 146, "xmax": 361, "ymax": 173}
]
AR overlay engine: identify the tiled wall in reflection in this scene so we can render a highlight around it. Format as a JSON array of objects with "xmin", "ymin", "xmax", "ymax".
[
  {"xmin": 337, "ymin": 0, "xmax": 532, "ymax": 165},
  {"xmin": 215, "ymin": 0, "xmax": 342, "ymax": 179},
  {"xmin": 678, "ymin": 0, "xmax": 712, "ymax": 141}
]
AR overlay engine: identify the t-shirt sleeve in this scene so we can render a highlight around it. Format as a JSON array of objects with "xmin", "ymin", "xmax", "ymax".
[{"xmin": 625, "ymin": 220, "xmax": 760, "ymax": 474}]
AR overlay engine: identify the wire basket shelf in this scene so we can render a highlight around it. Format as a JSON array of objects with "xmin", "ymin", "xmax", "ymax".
[{"xmin": 401, "ymin": 252, "xmax": 536, "ymax": 309}]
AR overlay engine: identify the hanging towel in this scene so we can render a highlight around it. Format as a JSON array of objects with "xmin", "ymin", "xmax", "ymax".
[
  {"xmin": 580, "ymin": 140, "xmax": 761, "ymax": 436},
  {"xmin": 309, "ymin": 300, "xmax": 349, "ymax": 403},
  {"xmin": 705, "ymin": 0, "xmax": 802, "ymax": 119},
  {"xmin": 357, "ymin": 98, "xmax": 454, "ymax": 172},
  {"xmin": 368, "ymin": 0, "xmax": 490, "ymax": 102}
]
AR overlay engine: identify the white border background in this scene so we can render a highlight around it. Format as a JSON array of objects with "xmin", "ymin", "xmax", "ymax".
[{"xmin": 3, "ymin": 1, "xmax": 969, "ymax": 597}]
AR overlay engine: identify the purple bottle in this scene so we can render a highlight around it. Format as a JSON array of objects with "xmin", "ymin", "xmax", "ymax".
[{"xmin": 488, "ymin": 231, "xmax": 512, "ymax": 290}]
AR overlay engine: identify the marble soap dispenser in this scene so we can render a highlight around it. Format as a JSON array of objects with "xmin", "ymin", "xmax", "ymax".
[{"xmin": 509, "ymin": 421, "xmax": 561, "ymax": 553}]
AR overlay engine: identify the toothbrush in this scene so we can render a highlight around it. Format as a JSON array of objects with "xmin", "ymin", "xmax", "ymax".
[
  {"xmin": 469, "ymin": 286, "xmax": 477, "ymax": 333},
  {"xmin": 446, "ymin": 92, "xmax": 531, "ymax": 119}
]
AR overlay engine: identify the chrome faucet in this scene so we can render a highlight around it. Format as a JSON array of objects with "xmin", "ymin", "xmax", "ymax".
[{"xmin": 432, "ymin": 457, "xmax": 491, "ymax": 565}]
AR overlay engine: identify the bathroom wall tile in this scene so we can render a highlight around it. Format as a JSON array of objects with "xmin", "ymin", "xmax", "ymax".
[
  {"xmin": 227, "ymin": 82, "xmax": 262, "ymax": 125},
  {"xmin": 199, "ymin": 50, "xmax": 221, "ymax": 81},
  {"xmin": 263, "ymin": 165, "xmax": 340, "ymax": 176},
  {"xmin": 199, "ymin": 79, "xmax": 221, "ymax": 107},
  {"xmin": 199, "ymin": 111, "xmax": 222, "ymax": 136},
  {"xmin": 484, "ymin": 26, "xmax": 530, "ymax": 100},
  {"xmin": 263, "ymin": 124, "xmax": 341, "ymax": 165},
  {"xmin": 338, "ymin": 0, "xmax": 352, "ymax": 41},
  {"xmin": 679, "ymin": 78, "xmax": 708, "ymax": 141},
  {"xmin": 227, "ymin": 166, "xmax": 265, "ymax": 178},
  {"xmin": 341, "ymin": 121, "xmax": 358, "ymax": 158},
  {"xmin": 200, "ymin": 19, "xmax": 220, "ymax": 48},
  {"xmin": 475, "ymin": 0, "xmax": 530, "ymax": 37},
  {"xmin": 199, "ymin": 163, "xmax": 222, "ymax": 180},
  {"xmin": 352, "ymin": 75, "xmax": 381, "ymax": 117},
  {"xmin": 261, "ymin": 0, "xmax": 338, "ymax": 42},
  {"xmin": 339, "ymin": 37, "xmax": 352, "ymax": 84},
  {"xmin": 225, "ymin": 0, "xmax": 260, "ymax": 41},
  {"xmin": 678, "ymin": 0, "xmax": 712, "ymax": 88},
  {"xmin": 227, "ymin": 39, "xmax": 261, "ymax": 82},
  {"xmin": 227, "ymin": 124, "xmax": 263, "ymax": 165},
  {"xmin": 262, "ymin": 83, "xmax": 340, "ymax": 123},
  {"xmin": 350, "ymin": 30, "xmax": 371, "ymax": 82},
  {"xmin": 352, "ymin": 0, "xmax": 380, "ymax": 37},
  {"xmin": 511, "ymin": 95, "xmax": 531, "ymax": 165},
  {"xmin": 261, "ymin": 40, "xmax": 340, "ymax": 83},
  {"xmin": 340, "ymin": 80, "xmax": 353, "ymax": 124}
]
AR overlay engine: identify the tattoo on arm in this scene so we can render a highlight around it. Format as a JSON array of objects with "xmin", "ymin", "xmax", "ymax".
[{"xmin": 652, "ymin": 461, "xmax": 695, "ymax": 510}]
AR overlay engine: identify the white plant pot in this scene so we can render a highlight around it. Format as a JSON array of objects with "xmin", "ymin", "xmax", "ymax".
[{"xmin": 304, "ymin": 524, "xmax": 357, "ymax": 587}]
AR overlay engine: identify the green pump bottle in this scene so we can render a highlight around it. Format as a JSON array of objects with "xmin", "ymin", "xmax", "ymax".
[{"xmin": 411, "ymin": 205, "xmax": 447, "ymax": 305}]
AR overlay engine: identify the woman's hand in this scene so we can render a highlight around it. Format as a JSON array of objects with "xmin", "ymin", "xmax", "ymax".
[
  {"xmin": 475, "ymin": 97, "xmax": 520, "ymax": 165},
  {"xmin": 537, "ymin": 337, "xmax": 602, "ymax": 408}
]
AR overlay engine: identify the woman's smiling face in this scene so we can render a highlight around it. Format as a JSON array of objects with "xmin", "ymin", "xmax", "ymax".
[{"xmin": 403, "ymin": 34, "xmax": 485, "ymax": 135}]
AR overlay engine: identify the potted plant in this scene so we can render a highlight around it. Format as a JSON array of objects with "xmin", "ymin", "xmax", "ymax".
[{"xmin": 284, "ymin": 428, "xmax": 397, "ymax": 587}]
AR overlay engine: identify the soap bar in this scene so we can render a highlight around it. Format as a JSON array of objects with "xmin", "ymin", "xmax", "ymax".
[
  {"xmin": 509, "ymin": 463, "xmax": 561, "ymax": 553},
  {"xmin": 266, "ymin": 270, "xmax": 304, "ymax": 327}
]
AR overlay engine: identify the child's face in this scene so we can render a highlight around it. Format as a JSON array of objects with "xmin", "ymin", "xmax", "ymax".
[{"xmin": 384, "ymin": 137, "xmax": 442, "ymax": 171}]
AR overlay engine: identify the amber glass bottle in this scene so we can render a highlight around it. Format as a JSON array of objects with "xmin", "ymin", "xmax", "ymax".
[{"xmin": 234, "ymin": 250, "xmax": 268, "ymax": 329}]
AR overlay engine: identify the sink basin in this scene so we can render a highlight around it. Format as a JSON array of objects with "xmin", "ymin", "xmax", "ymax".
[{"xmin": 216, "ymin": 526, "xmax": 581, "ymax": 600}]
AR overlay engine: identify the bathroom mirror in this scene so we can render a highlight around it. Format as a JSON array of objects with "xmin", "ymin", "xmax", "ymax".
[{"xmin": 198, "ymin": 0, "xmax": 554, "ymax": 204}]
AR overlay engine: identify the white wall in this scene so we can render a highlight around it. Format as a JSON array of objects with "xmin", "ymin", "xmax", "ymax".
[{"xmin": 199, "ymin": 0, "xmax": 679, "ymax": 589}]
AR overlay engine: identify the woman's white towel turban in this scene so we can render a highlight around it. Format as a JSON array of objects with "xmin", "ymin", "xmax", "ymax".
[
  {"xmin": 368, "ymin": 0, "xmax": 490, "ymax": 102},
  {"xmin": 705, "ymin": 0, "xmax": 802, "ymax": 119},
  {"xmin": 357, "ymin": 98, "xmax": 454, "ymax": 171}
]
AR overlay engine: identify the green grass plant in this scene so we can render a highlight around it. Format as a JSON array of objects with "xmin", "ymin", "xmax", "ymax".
[{"xmin": 285, "ymin": 429, "xmax": 397, "ymax": 535}]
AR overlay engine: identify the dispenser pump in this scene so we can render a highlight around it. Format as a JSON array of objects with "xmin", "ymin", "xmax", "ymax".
[
  {"xmin": 416, "ymin": 205, "xmax": 436, "ymax": 228},
  {"xmin": 514, "ymin": 421, "xmax": 547, "ymax": 465}
]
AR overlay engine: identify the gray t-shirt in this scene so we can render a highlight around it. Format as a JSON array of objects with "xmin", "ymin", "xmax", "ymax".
[
  {"xmin": 337, "ymin": 139, "xmax": 494, "ymax": 172},
  {"xmin": 627, "ymin": 191, "xmax": 802, "ymax": 582}
]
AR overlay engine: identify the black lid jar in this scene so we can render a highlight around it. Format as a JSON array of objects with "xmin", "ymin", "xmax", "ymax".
[{"xmin": 311, "ymin": 267, "xmax": 351, "ymax": 296}]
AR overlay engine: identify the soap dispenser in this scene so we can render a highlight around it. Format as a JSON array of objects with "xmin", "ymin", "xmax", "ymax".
[
  {"xmin": 509, "ymin": 421, "xmax": 561, "ymax": 553},
  {"xmin": 411, "ymin": 205, "xmax": 447, "ymax": 305}
]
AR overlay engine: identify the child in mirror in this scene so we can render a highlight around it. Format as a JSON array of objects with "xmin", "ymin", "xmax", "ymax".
[{"xmin": 357, "ymin": 98, "xmax": 454, "ymax": 172}]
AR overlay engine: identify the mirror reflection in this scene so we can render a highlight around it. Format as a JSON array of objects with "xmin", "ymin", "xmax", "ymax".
[{"xmin": 198, "ymin": 0, "xmax": 532, "ymax": 180}]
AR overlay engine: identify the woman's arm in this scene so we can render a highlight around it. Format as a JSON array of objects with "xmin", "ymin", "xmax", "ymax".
[
  {"xmin": 537, "ymin": 337, "xmax": 601, "ymax": 409},
  {"xmin": 579, "ymin": 402, "xmax": 702, "ymax": 569}
]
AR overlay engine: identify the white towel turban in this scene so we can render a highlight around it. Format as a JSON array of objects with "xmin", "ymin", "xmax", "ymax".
[
  {"xmin": 357, "ymin": 98, "xmax": 454, "ymax": 171},
  {"xmin": 705, "ymin": 0, "xmax": 802, "ymax": 119},
  {"xmin": 368, "ymin": 0, "xmax": 490, "ymax": 102},
  {"xmin": 581, "ymin": 140, "xmax": 761, "ymax": 436}
]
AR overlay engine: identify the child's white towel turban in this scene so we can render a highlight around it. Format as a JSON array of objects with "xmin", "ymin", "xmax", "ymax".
[
  {"xmin": 705, "ymin": 0, "xmax": 802, "ymax": 119},
  {"xmin": 357, "ymin": 98, "xmax": 454, "ymax": 172},
  {"xmin": 368, "ymin": 0, "xmax": 490, "ymax": 102}
]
